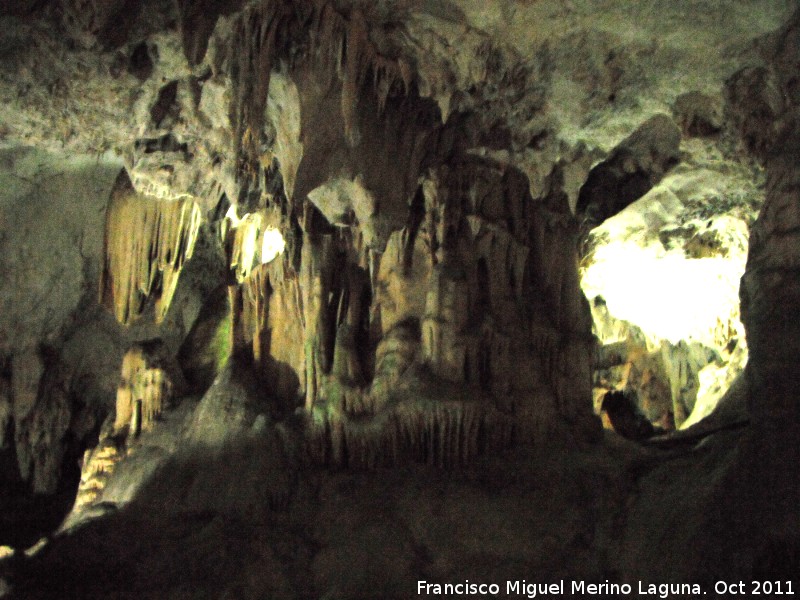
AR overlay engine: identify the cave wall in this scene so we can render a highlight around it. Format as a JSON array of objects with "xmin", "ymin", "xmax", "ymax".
[
  {"xmin": 742, "ymin": 122, "xmax": 800, "ymax": 424},
  {"xmin": 0, "ymin": 145, "xmax": 224, "ymax": 506},
  {"xmin": 733, "ymin": 8, "xmax": 800, "ymax": 543},
  {"xmin": 736, "ymin": 7, "xmax": 800, "ymax": 422},
  {"xmin": 0, "ymin": 147, "xmax": 124, "ymax": 495},
  {"xmin": 0, "ymin": 3, "xmax": 798, "ymax": 582},
  {"xmin": 739, "ymin": 117, "xmax": 800, "ymax": 540}
]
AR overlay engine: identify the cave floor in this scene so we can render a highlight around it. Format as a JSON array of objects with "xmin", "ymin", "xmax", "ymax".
[{"xmin": 3, "ymin": 424, "xmax": 781, "ymax": 600}]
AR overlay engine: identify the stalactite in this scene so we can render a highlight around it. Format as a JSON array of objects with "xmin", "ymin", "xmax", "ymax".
[
  {"xmin": 339, "ymin": 8, "xmax": 412, "ymax": 146},
  {"xmin": 231, "ymin": 2, "xmax": 290, "ymax": 185},
  {"xmin": 226, "ymin": 212, "xmax": 264, "ymax": 283},
  {"xmin": 228, "ymin": 0, "xmax": 415, "ymax": 182},
  {"xmin": 330, "ymin": 264, "xmax": 371, "ymax": 385},
  {"xmin": 298, "ymin": 226, "xmax": 343, "ymax": 411},
  {"xmin": 361, "ymin": 159, "xmax": 596, "ymax": 441},
  {"xmin": 229, "ymin": 243, "xmax": 308, "ymax": 409},
  {"xmin": 220, "ymin": 64, "xmax": 593, "ymax": 456},
  {"xmin": 340, "ymin": 8, "xmax": 369, "ymax": 147},
  {"xmin": 113, "ymin": 345, "xmax": 177, "ymax": 435},
  {"xmin": 306, "ymin": 399, "xmax": 514, "ymax": 469},
  {"xmin": 100, "ymin": 191, "xmax": 201, "ymax": 325},
  {"xmin": 242, "ymin": 263, "xmax": 271, "ymax": 363}
]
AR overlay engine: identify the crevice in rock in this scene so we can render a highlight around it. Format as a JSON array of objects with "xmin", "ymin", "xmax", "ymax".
[
  {"xmin": 128, "ymin": 41, "xmax": 153, "ymax": 81},
  {"xmin": 134, "ymin": 134, "xmax": 188, "ymax": 156},
  {"xmin": 177, "ymin": 0, "xmax": 247, "ymax": 66},
  {"xmin": 149, "ymin": 80, "xmax": 179, "ymax": 129}
]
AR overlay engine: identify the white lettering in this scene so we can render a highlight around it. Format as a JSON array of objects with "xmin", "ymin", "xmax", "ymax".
[
  {"xmin": 573, "ymin": 581, "xmax": 630, "ymax": 595},
  {"xmin": 640, "ymin": 582, "xmax": 703, "ymax": 597},
  {"xmin": 417, "ymin": 580, "xmax": 501, "ymax": 595}
]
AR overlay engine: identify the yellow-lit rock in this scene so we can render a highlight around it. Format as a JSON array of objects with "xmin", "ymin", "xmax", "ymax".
[{"xmin": 100, "ymin": 187, "xmax": 201, "ymax": 326}]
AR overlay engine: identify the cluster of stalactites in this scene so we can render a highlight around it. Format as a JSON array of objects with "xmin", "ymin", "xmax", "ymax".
[
  {"xmin": 113, "ymin": 346, "xmax": 174, "ymax": 436},
  {"xmin": 69, "ymin": 440, "xmax": 122, "ymax": 519},
  {"xmin": 307, "ymin": 400, "xmax": 514, "ymax": 469},
  {"xmin": 230, "ymin": 0, "xmax": 414, "ymax": 180},
  {"xmin": 328, "ymin": 5, "xmax": 413, "ymax": 145},
  {"xmin": 100, "ymin": 191, "xmax": 201, "ymax": 325},
  {"xmin": 219, "ymin": 210, "xmax": 311, "ymax": 417},
  {"xmin": 240, "ymin": 263, "xmax": 272, "ymax": 364}
]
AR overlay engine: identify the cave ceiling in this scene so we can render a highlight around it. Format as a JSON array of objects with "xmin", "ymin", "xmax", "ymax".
[{"xmin": 0, "ymin": 0, "xmax": 793, "ymax": 203}]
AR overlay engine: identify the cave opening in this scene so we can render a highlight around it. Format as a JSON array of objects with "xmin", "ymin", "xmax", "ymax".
[{"xmin": 578, "ymin": 165, "xmax": 754, "ymax": 436}]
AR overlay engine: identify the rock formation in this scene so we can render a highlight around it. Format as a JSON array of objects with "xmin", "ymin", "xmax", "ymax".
[
  {"xmin": 100, "ymin": 177, "xmax": 202, "ymax": 326},
  {"xmin": 0, "ymin": 0, "xmax": 798, "ymax": 597},
  {"xmin": 582, "ymin": 170, "xmax": 754, "ymax": 431},
  {"xmin": 112, "ymin": 342, "xmax": 182, "ymax": 436}
]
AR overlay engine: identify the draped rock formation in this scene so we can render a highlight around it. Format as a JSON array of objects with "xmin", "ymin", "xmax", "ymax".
[
  {"xmin": 113, "ymin": 342, "xmax": 182, "ymax": 437},
  {"xmin": 100, "ymin": 179, "xmax": 202, "ymax": 326}
]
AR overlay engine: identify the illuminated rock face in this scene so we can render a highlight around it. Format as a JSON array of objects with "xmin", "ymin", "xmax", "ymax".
[
  {"xmin": 100, "ymin": 178, "xmax": 202, "ymax": 326},
  {"xmin": 581, "ymin": 168, "xmax": 756, "ymax": 430},
  {"xmin": 113, "ymin": 342, "xmax": 183, "ymax": 436}
]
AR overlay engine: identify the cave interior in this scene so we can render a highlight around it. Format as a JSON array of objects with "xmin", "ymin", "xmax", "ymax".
[{"xmin": 0, "ymin": 0, "xmax": 798, "ymax": 598}]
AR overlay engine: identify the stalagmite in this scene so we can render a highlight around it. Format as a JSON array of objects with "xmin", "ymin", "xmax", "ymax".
[
  {"xmin": 69, "ymin": 441, "xmax": 123, "ymax": 516},
  {"xmin": 100, "ymin": 189, "xmax": 201, "ymax": 325}
]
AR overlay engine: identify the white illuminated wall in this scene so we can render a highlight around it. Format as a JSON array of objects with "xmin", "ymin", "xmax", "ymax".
[{"xmin": 580, "ymin": 176, "xmax": 752, "ymax": 428}]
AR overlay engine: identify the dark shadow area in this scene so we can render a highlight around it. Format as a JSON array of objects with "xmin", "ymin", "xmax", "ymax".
[
  {"xmin": 8, "ymin": 421, "xmax": 788, "ymax": 599},
  {"xmin": 0, "ymin": 427, "xmax": 81, "ymax": 550},
  {"xmin": 149, "ymin": 81, "xmax": 179, "ymax": 128},
  {"xmin": 128, "ymin": 41, "xmax": 153, "ymax": 81},
  {"xmin": 178, "ymin": 285, "xmax": 230, "ymax": 395},
  {"xmin": 4, "ymin": 437, "xmax": 617, "ymax": 599},
  {"xmin": 576, "ymin": 150, "xmax": 653, "ymax": 226}
]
